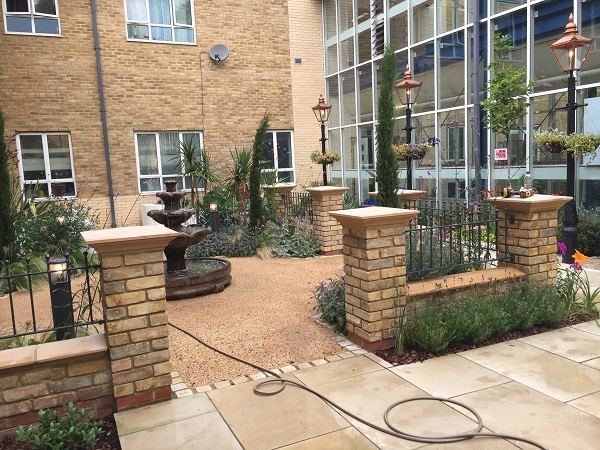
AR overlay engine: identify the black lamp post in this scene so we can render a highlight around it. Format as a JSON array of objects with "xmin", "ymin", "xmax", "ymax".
[
  {"xmin": 311, "ymin": 94, "xmax": 333, "ymax": 186},
  {"xmin": 395, "ymin": 65, "xmax": 422, "ymax": 190},
  {"xmin": 549, "ymin": 14, "xmax": 593, "ymax": 264},
  {"xmin": 47, "ymin": 255, "xmax": 74, "ymax": 340},
  {"xmin": 209, "ymin": 202, "xmax": 219, "ymax": 233}
]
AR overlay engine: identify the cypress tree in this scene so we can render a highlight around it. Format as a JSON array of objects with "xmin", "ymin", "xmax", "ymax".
[
  {"xmin": 0, "ymin": 110, "xmax": 12, "ymax": 256},
  {"xmin": 375, "ymin": 44, "xmax": 400, "ymax": 208},
  {"xmin": 249, "ymin": 114, "xmax": 269, "ymax": 230}
]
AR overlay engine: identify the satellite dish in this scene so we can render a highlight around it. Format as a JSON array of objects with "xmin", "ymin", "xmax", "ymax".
[{"xmin": 209, "ymin": 44, "xmax": 229, "ymax": 62}]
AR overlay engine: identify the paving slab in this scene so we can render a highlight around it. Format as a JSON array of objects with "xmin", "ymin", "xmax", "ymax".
[
  {"xmin": 292, "ymin": 354, "xmax": 384, "ymax": 387},
  {"xmin": 567, "ymin": 390, "xmax": 600, "ymax": 419},
  {"xmin": 518, "ymin": 326, "xmax": 600, "ymax": 362},
  {"xmin": 572, "ymin": 320, "xmax": 600, "ymax": 336},
  {"xmin": 278, "ymin": 428, "xmax": 379, "ymax": 449}
]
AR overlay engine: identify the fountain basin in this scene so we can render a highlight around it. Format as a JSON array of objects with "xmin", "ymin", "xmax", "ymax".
[{"xmin": 165, "ymin": 258, "xmax": 232, "ymax": 300}]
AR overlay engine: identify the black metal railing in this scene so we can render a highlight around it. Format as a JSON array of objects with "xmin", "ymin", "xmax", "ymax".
[
  {"xmin": 281, "ymin": 192, "xmax": 313, "ymax": 223},
  {"xmin": 0, "ymin": 251, "xmax": 103, "ymax": 345},
  {"xmin": 406, "ymin": 200, "xmax": 514, "ymax": 282}
]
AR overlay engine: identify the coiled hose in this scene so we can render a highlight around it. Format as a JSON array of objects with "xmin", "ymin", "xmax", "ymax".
[{"xmin": 168, "ymin": 322, "xmax": 549, "ymax": 449}]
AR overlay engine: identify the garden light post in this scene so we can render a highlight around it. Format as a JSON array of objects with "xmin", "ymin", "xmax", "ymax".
[
  {"xmin": 312, "ymin": 94, "xmax": 333, "ymax": 186},
  {"xmin": 47, "ymin": 255, "xmax": 74, "ymax": 340},
  {"xmin": 549, "ymin": 14, "xmax": 593, "ymax": 264},
  {"xmin": 209, "ymin": 202, "xmax": 219, "ymax": 233},
  {"xmin": 395, "ymin": 65, "xmax": 422, "ymax": 190}
]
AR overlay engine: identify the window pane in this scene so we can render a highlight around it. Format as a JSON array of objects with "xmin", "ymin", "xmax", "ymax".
[
  {"xmin": 128, "ymin": 24, "xmax": 149, "ymax": 39},
  {"xmin": 413, "ymin": 43, "xmax": 436, "ymax": 113},
  {"xmin": 326, "ymin": 76, "xmax": 340, "ymax": 128},
  {"xmin": 413, "ymin": 1, "xmax": 435, "ymax": 44},
  {"xmin": 137, "ymin": 134, "xmax": 158, "ymax": 175},
  {"xmin": 6, "ymin": 0, "xmax": 28, "ymax": 13},
  {"xmin": 340, "ymin": 69, "xmax": 356, "ymax": 126},
  {"xmin": 33, "ymin": 0, "xmax": 56, "ymax": 15},
  {"xmin": 25, "ymin": 183, "xmax": 49, "ymax": 198},
  {"xmin": 338, "ymin": 0, "xmax": 353, "ymax": 34},
  {"xmin": 20, "ymin": 135, "xmax": 45, "ymax": 181},
  {"xmin": 140, "ymin": 178, "xmax": 161, "ymax": 192},
  {"xmin": 34, "ymin": 18, "xmax": 59, "ymax": 34},
  {"xmin": 439, "ymin": 32, "xmax": 465, "ymax": 109},
  {"xmin": 51, "ymin": 182, "xmax": 75, "ymax": 197},
  {"xmin": 390, "ymin": 9, "xmax": 408, "ymax": 51},
  {"xmin": 126, "ymin": 0, "xmax": 147, "ymax": 21},
  {"xmin": 149, "ymin": 0, "xmax": 171, "ymax": 25},
  {"xmin": 47, "ymin": 134, "xmax": 72, "ymax": 179},
  {"xmin": 438, "ymin": 0, "xmax": 464, "ymax": 34},
  {"xmin": 276, "ymin": 132, "xmax": 292, "ymax": 169},
  {"xmin": 151, "ymin": 26, "xmax": 172, "ymax": 41},
  {"xmin": 357, "ymin": 64, "xmax": 373, "ymax": 123},
  {"xmin": 174, "ymin": 0, "xmax": 192, "ymax": 25},
  {"xmin": 581, "ymin": 1, "xmax": 600, "ymax": 86},
  {"xmin": 159, "ymin": 132, "xmax": 180, "ymax": 175},
  {"xmin": 327, "ymin": 43, "xmax": 338, "ymax": 75},
  {"xmin": 262, "ymin": 133, "xmax": 275, "ymax": 169},
  {"xmin": 277, "ymin": 171, "xmax": 294, "ymax": 183},
  {"xmin": 174, "ymin": 28, "xmax": 194, "ymax": 42},
  {"xmin": 6, "ymin": 16, "xmax": 32, "ymax": 33},
  {"xmin": 358, "ymin": 29, "xmax": 370, "ymax": 64},
  {"xmin": 324, "ymin": 0, "xmax": 336, "ymax": 40}
]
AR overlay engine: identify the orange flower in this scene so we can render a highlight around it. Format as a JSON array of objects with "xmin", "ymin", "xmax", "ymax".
[{"xmin": 572, "ymin": 249, "xmax": 589, "ymax": 266}]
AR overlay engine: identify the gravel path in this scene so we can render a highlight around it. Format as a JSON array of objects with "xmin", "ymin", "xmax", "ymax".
[{"xmin": 166, "ymin": 255, "xmax": 345, "ymax": 387}]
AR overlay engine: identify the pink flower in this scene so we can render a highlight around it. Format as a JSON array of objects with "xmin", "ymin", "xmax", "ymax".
[{"xmin": 556, "ymin": 241, "xmax": 567, "ymax": 255}]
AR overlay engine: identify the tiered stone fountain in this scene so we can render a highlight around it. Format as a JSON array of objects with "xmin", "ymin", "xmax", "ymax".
[{"xmin": 148, "ymin": 180, "xmax": 231, "ymax": 300}]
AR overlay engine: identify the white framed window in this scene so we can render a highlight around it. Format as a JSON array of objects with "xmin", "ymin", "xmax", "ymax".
[
  {"xmin": 262, "ymin": 131, "xmax": 295, "ymax": 184},
  {"xmin": 135, "ymin": 131, "xmax": 203, "ymax": 193},
  {"xmin": 125, "ymin": 0, "xmax": 195, "ymax": 44},
  {"xmin": 3, "ymin": 0, "xmax": 60, "ymax": 35},
  {"xmin": 17, "ymin": 132, "xmax": 75, "ymax": 197}
]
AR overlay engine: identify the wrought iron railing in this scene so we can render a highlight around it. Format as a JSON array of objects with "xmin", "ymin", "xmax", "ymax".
[
  {"xmin": 0, "ymin": 251, "xmax": 103, "ymax": 345},
  {"xmin": 406, "ymin": 200, "xmax": 515, "ymax": 282},
  {"xmin": 281, "ymin": 192, "xmax": 313, "ymax": 223}
]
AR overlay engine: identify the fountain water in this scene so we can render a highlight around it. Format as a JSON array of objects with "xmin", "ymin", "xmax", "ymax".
[{"xmin": 148, "ymin": 180, "xmax": 231, "ymax": 300}]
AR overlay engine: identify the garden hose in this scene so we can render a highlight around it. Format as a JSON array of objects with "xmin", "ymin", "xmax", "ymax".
[{"xmin": 168, "ymin": 322, "xmax": 549, "ymax": 449}]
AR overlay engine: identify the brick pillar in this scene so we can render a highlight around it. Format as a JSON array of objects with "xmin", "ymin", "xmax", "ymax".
[
  {"xmin": 81, "ymin": 226, "xmax": 178, "ymax": 411},
  {"xmin": 488, "ymin": 195, "xmax": 571, "ymax": 284},
  {"xmin": 307, "ymin": 186, "xmax": 349, "ymax": 255},
  {"xmin": 330, "ymin": 206, "xmax": 418, "ymax": 351}
]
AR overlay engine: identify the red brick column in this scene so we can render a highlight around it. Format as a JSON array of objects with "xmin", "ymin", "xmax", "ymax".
[
  {"xmin": 330, "ymin": 207, "xmax": 418, "ymax": 351},
  {"xmin": 488, "ymin": 195, "xmax": 570, "ymax": 284},
  {"xmin": 82, "ymin": 227, "xmax": 177, "ymax": 411},
  {"xmin": 307, "ymin": 186, "xmax": 349, "ymax": 255}
]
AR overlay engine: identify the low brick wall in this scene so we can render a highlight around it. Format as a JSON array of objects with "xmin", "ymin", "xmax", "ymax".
[{"xmin": 0, "ymin": 334, "xmax": 113, "ymax": 436}]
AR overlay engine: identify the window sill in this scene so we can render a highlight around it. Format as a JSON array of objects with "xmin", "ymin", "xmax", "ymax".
[
  {"xmin": 4, "ymin": 31, "xmax": 62, "ymax": 38},
  {"xmin": 126, "ymin": 38, "xmax": 198, "ymax": 46}
]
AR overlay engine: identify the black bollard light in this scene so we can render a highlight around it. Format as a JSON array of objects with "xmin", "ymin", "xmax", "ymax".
[
  {"xmin": 47, "ymin": 256, "xmax": 74, "ymax": 340},
  {"xmin": 209, "ymin": 202, "xmax": 219, "ymax": 233}
]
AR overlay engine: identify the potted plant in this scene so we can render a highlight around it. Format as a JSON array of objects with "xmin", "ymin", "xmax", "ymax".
[
  {"xmin": 532, "ymin": 129, "xmax": 568, "ymax": 153},
  {"xmin": 393, "ymin": 141, "xmax": 433, "ymax": 161},
  {"xmin": 533, "ymin": 129, "xmax": 600, "ymax": 158},
  {"xmin": 310, "ymin": 150, "xmax": 341, "ymax": 165}
]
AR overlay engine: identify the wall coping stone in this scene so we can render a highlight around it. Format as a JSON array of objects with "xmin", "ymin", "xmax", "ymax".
[
  {"xmin": 368, "ymin": 189, "xmax": 427, "ymax": 201},
  {"xmin": 0, "ymin": 335, "xmax": 107, "ymax": 372},
  {"xmin": 263, "ymin": 183, "xmax": 296, "ymax": 194},
  {"xmin": 82, "ymin": 226, "xmax": 178, "ymax": 254},
  {"xmin": 306, "ymin": 186, "xmax": 349, "ymax": 199},
  {"xmin": 330, "ymin": 206, "xmax": 418, "ymax": 229},
  {"xmin": 487, "ymin": 194, "xmax": 571, "ymax": 213}
]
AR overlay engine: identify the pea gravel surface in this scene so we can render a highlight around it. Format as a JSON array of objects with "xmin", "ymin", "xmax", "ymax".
[{"xmin": 166, "ymin": 255, "xmax": 345, "ymax": 388}]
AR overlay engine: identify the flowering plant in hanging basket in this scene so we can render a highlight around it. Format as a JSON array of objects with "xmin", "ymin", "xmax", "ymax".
[
  {"xmin": 393, "ymin": 142, "xmax": 432, "ymax": 161},
  {"xmin": 532, "ymin": 129, "xmax": 568, "ymax": 154},
  {"xmin": 310, "ymin": 150, "xmax": 341, "ymax": 165},
  {"xmin": 533, "ymin": 129, "xmax": 600, "ymax": 157}
]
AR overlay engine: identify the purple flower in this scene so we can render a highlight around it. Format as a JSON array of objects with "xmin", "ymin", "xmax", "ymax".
[{"xmin": 556, "ymin": 241, "xmax": 567, "ymax": 255}]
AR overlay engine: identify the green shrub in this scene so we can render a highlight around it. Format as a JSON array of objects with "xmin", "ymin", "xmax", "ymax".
[
  {"xmin": 16, "ymin": 402, "xmax": 103, "ymax": 450},
  {"xmin": 187, "ymin": 224, "xmax": 259, "ymax": 258},
  {"xmin": 313, "ymin": 276, "xmax": 346, "ymax": 334},
  {"xmin": 577, "ymin": 208, "xmax": 600, "ymax": 257},
  {"xmin": 276, "ymin": 218, "xmax": 319, "ymax": 258}
]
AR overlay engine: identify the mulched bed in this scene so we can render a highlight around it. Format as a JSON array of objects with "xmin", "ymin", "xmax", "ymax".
[
  {"xmin": 375, "ymin": 313, "xmax": 597, "ymax": 366},
  {"xmin": 0, "ymin": 415, "xmax": 121, "ymax": 450}
]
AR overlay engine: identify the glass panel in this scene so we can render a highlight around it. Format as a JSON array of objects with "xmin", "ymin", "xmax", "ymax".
[
  {"xmin": 149, "ymin": 0, "xmax": 171, "ymax": 25},
  {"xmin": 492, "ymin": 0, "xmax": 525, "ymax": 16},
  {"xmin": 440, "ymin": 110, "xmax": 466, "ymax": 167},
  {"xmin": 358, "ymin": 29, "xmax": 370, "ymax": 64},
  {"xmin": 262, "ymin": 132, "xmax": 275, "ymax": 169},
  {"xmin": 51, "ymin": 182, "xmax": 75, "ymax": 197},
  {"xmin": 151, "ymin": 26, "xmax": 172, "ymax": 41},
  {"xmin": 413, "ymin": 1, "xmax": 435, "ymax": 44},
  {"xmin": 174, "ymin": 28, "xmax": 194, "ymax": 42},
  {"xmin": 390, "ymin": 10, "xmax": 408, "ymax": 51},
  {"xmin": 324, "ymin": 0, "xmax": 337, "ymax": 40},
  {"xmin": 277, "ymin": 171, "xmax": 294, "ymax": 183},
  {"xmin": 438, "ymin": 0, "xmax": 464, "ymax": 34},
  {"xmin": 6, "ymin": 16, "xmax": 32, "ymax": 33},
  {"xmin": 413, "ymin": 43, "xmax": 436, "ymax": 113},
  {"xmin": 25, "ymin": 183, "xmax": 49, "ymax": 198},
  {"xmin": 467, "ymin": 24, "xmax": 487, "ymax": 104},
  {"xmin": 494, "ymin": 9, "xmax": 527, "ymax": 72},
  {"xmin": 327, "ymin": 43, "xmax": 338, "ymax": 75},
  {"xmin": 531, "ymin": 93, "xmax": 568, "ymax": 166},
  {"xmin": 329, "ymin": 128, "xmax": 342, "ymax": 176},
  {"xmin": 128, "ymin": 24, "xmax": 149, "ymax": 40},
  {"xmin": 34, "ymin": 0, "xmax": 56, "ymax": 15},
  {"xmin": 439, "ymin": 32, "xmax": 465, "ymax": 109},
  {"xmin": 357, "ymin": 0, "xmax": 369, "ymax": 25},
  {"xmin": 164, "ymin": 177, "xmax": 183, "ymax": 190},
  {"xmin": 47, "ymin": 135, "xmax": 72, "ymax": 179},
  {"xmin": 160, "ymin": 132, "xmax": 180, "ymax": 175},
  {"xmin": 20, "ymin": 135, "xmax": 45, "ymax": 181},
  {"xmin": 174, "ymin": 0, "xmax": 192, "ymax": 25},
  {"xmin": 140, "ymin": 178, "xmax": 161, "ymax": 192},
  {"xmin": 341, "ymin": 37, "xmax": 354, "ymax": 69},
  {"xmin": 342, "ymin": 126, "xmax": 359, "ymax": 198},
  {"xmin": 532, "ymin": 0, "xmax": 567, "ymax": 93},
  {"xmin": 357, "ymin": 63, "xmax": 373, "ymax": 123},
  {"xmin": 412, "ymin": 113, "xmax": 436, "ymax": 171},
  {"xmin": 126, "ymin": 0, "xmax": 147, "ymax": 21},
  {"xmin": 358, "ymin": 125, "xmax": 375, "ymax": 201},
  {"xmin": 34, "ymin": 18, "xmax": 58, "ymax": 34},
  {"xmin": 6, "ymin": 0, "xmax": 28, "ymax": 13},
  {"xmin": 137, "ymin": 134, "xmax": 158, "ymax": 175},
  {"xmin": 338, "ymin": 0, "xmax": 353, "ymax": 35},
  {"xmin": 340, "ymin": 69, "xmax": 356, "ymax": 126},
  {"xmin": 276, "ymin": 132, "xmax": 292, "ymax": 169},
  {"xmin": 580, "ymin": 1, "xmax": 600, "ymax": 87},
  {"xmin": 327, "ymin": 76, "xmax": 341, "ymax": 128}
]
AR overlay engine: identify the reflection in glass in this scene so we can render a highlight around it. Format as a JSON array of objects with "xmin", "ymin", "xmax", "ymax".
[
  {"xmin": 327, "ymin": 44, "xmax": 339, "ymax": 75},
  {"xmin": 338, "ymin": 0, "xmax": 353, "ymax": 34},
  {"xmin": 438, "ymin": 0, "xmax": 464, "ymax": 35},
  {"xmin": 358, "ymin": 64, "xmax": 373, "ymax": 123},
  {"xmin": 389, "ymin": 8, "xmax": 408, "ymax": 51},
  {"xmin": 341, "ymin": 37, "xmax": 355, "ymax": 69},
  {"xmin": 440, "ymin": 110, "xmax": 466, "ymax": 167},
  {"xmin": 581, "ymin": 1, "xmax": 600, "ymax": 87},
  {"xmin": 324, "ymin": 0, "xmax": 337, "ymax": 40},
  {"xmin": 413, "ymin": 1, "xmax": 435, "ymax": 44},
  {"xmin": 20, "ymin": 135, "xmax": 45, "ymax": 181},
  {"xmin": 359, "ymin": 125, "xmax": 375, "ymax": 201},
  {"xmin": 341, "ymin": 69, "xmax": 356, "ymax": 126},
  {"xmin": 439, "ymin": 32, "xmax": 465, "ymax": 109},
  {"xmin": 341, "ymin": 127, "xmax": 359, "ymax": 199},
  {"xmin": 413, "ymin": 43, "xmax": 436, "ymax": 113},
  {"xmin": 358, "ymin": 29, "xmax": 371, "ymax": 64},
  {"xmin": 326, "ymin": 76, "xmax": 341, "ymax": 128},
  {"xmin": 531, "ymin": 94, "xmax": 568, "ymax": 166}
]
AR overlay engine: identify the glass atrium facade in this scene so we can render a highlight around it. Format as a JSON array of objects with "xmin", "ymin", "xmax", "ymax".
[{"xmin": 323, "ymin": 0, "xmax": 600, "ymax": 206}]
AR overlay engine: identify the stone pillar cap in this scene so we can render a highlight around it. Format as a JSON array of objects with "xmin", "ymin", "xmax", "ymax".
[
  {"xmin": 262, "ymin": 183, "xmax": 296, "ymax": 193},
  {"xmin": 368, "ymin": 189, "xmax": 427, "ymax": 201},
  {"xmin": 330, "ymin": 206, "xmax": 418, "ymax": 228},
  {"xmin": 306, "ymin": 186, "xmax": 349, "ymax": 198},
  {"xmin": 81, "ymin": 226, "xmax": 178, "ymax": 255},
  {"xmin": 487, "ymin": 194, "xmax": 571, "ymax": 212}
]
